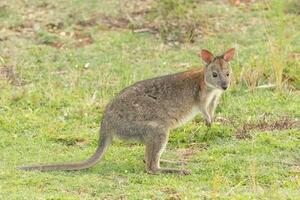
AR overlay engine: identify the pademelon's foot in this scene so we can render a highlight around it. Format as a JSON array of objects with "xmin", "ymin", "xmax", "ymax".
[{"xmin": 205, "ymin": 119, "xmax": 212, "ymax": 127}]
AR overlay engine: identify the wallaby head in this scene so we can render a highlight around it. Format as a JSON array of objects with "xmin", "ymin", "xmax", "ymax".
[{"xmin": 199, "ymin": 48, "xmax": 235, "ymax": 90}]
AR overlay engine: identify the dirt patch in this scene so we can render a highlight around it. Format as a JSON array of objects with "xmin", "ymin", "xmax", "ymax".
[
  {"xmin": 0, "ymin": 65, "xmax": 26, "ymax": 86},
  {"xmin": 74, "ymin": 30, "xmax": 94, "ymax": 48},
  {"xmin": 236, "ymin": 117, "xmax": 300, "ymax": 140}
]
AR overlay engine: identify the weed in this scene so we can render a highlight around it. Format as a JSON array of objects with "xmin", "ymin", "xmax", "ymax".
[{"xmin": 263, "ymin": 0, "xmax": 296, "ymax": 91}]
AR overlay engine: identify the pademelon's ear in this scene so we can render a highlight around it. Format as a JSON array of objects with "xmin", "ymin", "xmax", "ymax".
[
  {"xmin": 199, "ymin": 49, "xmax": 214, "ymax": 64},
  {"xmin": 222, "ymin": 48, "xmax": 235, "ymax": 62}
]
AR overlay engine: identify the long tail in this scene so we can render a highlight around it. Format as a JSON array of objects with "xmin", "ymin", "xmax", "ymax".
[{"xmin": 17, "ymin": 135, "xmax": 111, "ymax": 171}]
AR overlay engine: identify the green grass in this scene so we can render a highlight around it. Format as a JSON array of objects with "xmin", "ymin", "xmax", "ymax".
[{"xmin": 0, "ymin": 0, "xmax": 299, "ymax": 199}]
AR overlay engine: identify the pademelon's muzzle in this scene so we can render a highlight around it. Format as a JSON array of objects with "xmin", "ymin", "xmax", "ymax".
[{"xmin": 221, "ymin": 83, "xmax": 228, "ymax": 90}]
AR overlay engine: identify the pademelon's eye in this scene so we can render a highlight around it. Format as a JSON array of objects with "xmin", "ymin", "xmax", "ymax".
[
  {"xmin": 226, "ymin": 72, "xmax": 230, "ymax": 76},
  {"xmin": 212, "ymin": 72, "xmax": 218, "ymax": 78}
]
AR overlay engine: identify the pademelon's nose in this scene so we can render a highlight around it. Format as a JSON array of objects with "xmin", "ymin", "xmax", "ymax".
[{"xmin": 221, "ymin": 84, "xmax": 228, "ymax": 90}]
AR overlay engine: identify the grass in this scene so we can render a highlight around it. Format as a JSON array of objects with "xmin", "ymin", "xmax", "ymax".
[{"xmin": 0, "ymin": 0, "xmax": 299, "ymax": 199}]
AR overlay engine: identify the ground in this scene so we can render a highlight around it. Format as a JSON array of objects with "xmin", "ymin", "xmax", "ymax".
[{"xmin": 0, "ymin": 0, "xmax": 299, "ymax": 199}]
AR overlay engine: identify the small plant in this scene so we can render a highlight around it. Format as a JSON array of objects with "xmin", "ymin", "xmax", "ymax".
[
  {"xmin": 268, "ymin": 40, "xmax": 286, "ymax": 91},
  {"xmin": 264, "ymin": 0, "xmax": 294, "ymax": 92},
  {"xmin": 241, "ymin": 67, "xmax": 265, "ymax": 91}
]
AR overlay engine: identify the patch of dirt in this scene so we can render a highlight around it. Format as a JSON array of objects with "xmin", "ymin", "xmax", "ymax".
[
  {"xmin": 48, "ymin": 40, "xmax": 64, "ymax": 48},
  {"xmin": 35, "ymin": 35, "xmax": 63, "ymax": 48},
  {"xmin": 74, "ymin": 30, "xmax": 94, "ymax": 48},
  {"xmin": 0, "ymin": 65, "xmax": 26, "ymax": 86},
  {"xmin": 236, "ymin": 117, "xmax": 300, "ymax": 140}
]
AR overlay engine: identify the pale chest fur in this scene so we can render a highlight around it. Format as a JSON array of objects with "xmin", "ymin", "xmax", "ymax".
[
  {"xmin": 203, "ymin": 89, "xmax": 223, "ymax": 108},
  {"xmin": 175, "ymin": 106, "xmax": 200, "ymax": 128},
  {"xmin": 173, "ymin": 89, "xmax": 222, "ymax": 128}
]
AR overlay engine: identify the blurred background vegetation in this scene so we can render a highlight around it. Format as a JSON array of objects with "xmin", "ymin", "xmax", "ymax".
[{"xmin": 1, "ymin": 0, "xmax": 299, "ymax": 91}]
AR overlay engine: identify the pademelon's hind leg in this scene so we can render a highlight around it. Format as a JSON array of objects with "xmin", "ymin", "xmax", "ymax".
[{"xmin": 144, "ymin": 129, "xmax": 191, "ymax": 175}]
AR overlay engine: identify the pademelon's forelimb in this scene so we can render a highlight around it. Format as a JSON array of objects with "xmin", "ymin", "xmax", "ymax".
[{"xmin": 17, "ymin": 134, "xmax": 112, "ymax": 171}]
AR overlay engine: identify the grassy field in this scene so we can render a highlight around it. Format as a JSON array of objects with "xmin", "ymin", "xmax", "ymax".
[{"xmin": 0, "ymin": 0, "xmax": 299, "ymax": 199}]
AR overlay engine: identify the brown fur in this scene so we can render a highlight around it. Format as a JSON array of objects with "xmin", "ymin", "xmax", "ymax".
[{"xmin": 18, "ymin": 48, "xmax": 235, "ymax": 175}]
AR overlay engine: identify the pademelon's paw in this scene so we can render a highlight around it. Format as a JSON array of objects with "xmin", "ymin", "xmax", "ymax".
[{"xmin": 205, "ymin": 119, "xmax": 212, "ymax": 127}]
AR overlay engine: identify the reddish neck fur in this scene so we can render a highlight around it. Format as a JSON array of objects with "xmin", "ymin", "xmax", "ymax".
[{"xmin": 180, "ymin": 67, "xmax": 207, "ymax": 91}]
